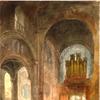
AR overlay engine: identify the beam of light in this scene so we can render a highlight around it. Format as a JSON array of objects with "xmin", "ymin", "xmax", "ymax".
[{"xmin": 5, "ymin": 72, "xmax": 12, "ymax": 100}]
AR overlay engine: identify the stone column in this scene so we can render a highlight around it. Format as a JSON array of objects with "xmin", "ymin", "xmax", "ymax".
[
  {"xmin": 30, "ymin": 62, "xmax": 39, "ymax": 100},
  {"xmin": 11, "ymin": 72, "xmax": 18, "ymax": 100},
  {"xmin": 0, "ymin": 69, "xmax": 5, "ymax": 100}
]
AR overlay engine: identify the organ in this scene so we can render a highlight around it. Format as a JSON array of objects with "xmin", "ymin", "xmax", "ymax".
[
  {"xmin": 64, "ymin": 53, "xmax": 88, "ymax": 99},
  {"xmin": 65, "ymin": 53, "xmax": 87, "ymax": 80}
]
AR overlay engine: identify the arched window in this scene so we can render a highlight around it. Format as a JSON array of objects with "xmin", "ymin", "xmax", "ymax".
[
  {"xmin": 18, "ymin": 67, "xmax": 31, "ymax": 100},
  {"xmin": 5, "ymin": 72, "xmax": 12, "ymax": 100},
  {"xmin": 15, "ymin": 6, "xmax": 25, "ymax": 31}
]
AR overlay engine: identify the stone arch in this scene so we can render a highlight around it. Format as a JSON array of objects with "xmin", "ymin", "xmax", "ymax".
[
  {"xmin": 1, "ymin": 55, "xmax": 32, "ymax": 100},
  {"xmin": 45, "ymin": 19, "xmax": 94, "ymax": 76},
  {"xmin": 46, "ymin": 19, "xmax": 94, "ymax": 50},
  {"xmin": 0, "ymin": 30, "xmax": 35, "ymax": 100},
  {"xmin": 0, "ymin": 30, "xmax": 35, "ymax": 60},
  {"xmin": 0, "ymin": 38, "xmax": 34, "ymax": 80},
  {"xmin": 44, "ymin": 14, "xmax": 98, "ymax": 99},
  {"xmin": 61, "ymin": 11, "xmax": 99, "ymax": 87},
  {"xmin": 1, "ymin": 55, "xmax": 31, "ymax": 77},
  {"xmin": 46, "ymin": 7, "xmax": 98, "ymax": 39}
]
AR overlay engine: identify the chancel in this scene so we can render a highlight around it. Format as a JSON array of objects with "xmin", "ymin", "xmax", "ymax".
[{"xmin": 0, "ymin": 1, "xmax": 99, "ymax": 100}]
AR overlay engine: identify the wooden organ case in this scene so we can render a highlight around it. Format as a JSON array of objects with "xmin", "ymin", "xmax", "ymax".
[{"xmin": 64, "ymin": 53, "xmax": 89, "ymax": 93}]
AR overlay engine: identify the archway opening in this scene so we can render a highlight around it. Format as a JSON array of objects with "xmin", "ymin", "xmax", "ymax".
[
  {"xmin": 18, "ymin": 67, "xmax": 31, "ymax": 100},
  {"xmin": 1, "ymin": 58, "xmax": 32, "ymax": 100},
  {"xmin": 0, "ymin": 31, "xmax": 34, "ymax": 100},
  {"xmin": 5, "ymin": 72, "xmax": 12, "ymax": 100},
  {"xmin": 45, "ymin": 19, "xmax": 94, "ymax": 100}
]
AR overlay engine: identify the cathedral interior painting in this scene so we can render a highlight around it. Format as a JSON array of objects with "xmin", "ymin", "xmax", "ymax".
[{"xmin": 0, "ymin": 1, "xmax": 99, "ymax": 100}]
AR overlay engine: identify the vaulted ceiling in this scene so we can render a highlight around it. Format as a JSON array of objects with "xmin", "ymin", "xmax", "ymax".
[
  {"xmin": 0, "ymin": 1, "xmax": 99, "ymax": 22},
  {"xmin": 0, "ymin": 1, "xmax": 98, "ymax": 55},
  {"xmin": 46, "ymin": 19, "xmax": 93, "ymax": 54}
]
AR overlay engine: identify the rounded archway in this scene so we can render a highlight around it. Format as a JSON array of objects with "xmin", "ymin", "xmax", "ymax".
[
  {"xmin": 45, "ymin": 19, "xmax": 94, "ymax": 82},
  {"xmin": 46, "ymin": 19, "xmax": 93, "ymax": 53},
  {"xmin": 44, "ymin": 19, "xmax": 94, "ymax": 100},
  {"xmin": 1, "ymin": 56, "xmax": 32, "ymax": 100},
  {"xmin": 0, "ymin": 33, "xmax": 34, "ymax": 100}
]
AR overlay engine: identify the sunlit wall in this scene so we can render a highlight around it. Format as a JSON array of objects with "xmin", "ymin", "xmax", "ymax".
[
  {"xmin": 18, "ymin": 67, "xmax": 31, "ymax": 100},
  {"xmin": 70, "ymin": 95, "xmax": 86, "ymax": 100}
]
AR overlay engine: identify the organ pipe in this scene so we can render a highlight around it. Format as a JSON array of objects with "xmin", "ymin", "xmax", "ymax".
[{"xmin": 66, "ymin": 53, "xmax": 87, "ymax": 79}]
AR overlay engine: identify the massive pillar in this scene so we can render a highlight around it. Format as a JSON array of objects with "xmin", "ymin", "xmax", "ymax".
[
  {"xmin": 30, "ymin": 62, "xmax": 39, "ymax": 100},
  {"xmin": 0, "ymin": 69, "xmax": 5, "ymax": 100},
  {"xmin": 11, "ymin": 73, "xmax": 18, "ymax": 100}
]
